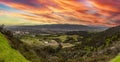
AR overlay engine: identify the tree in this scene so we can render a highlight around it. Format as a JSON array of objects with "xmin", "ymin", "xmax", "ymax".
[
  {"xmin": 0, "ymin": 24, "xmax": 5, "ymax": 31},
  {"xmin": 54, "ymin": 38, "xmax": 63, "ymax": 52}
]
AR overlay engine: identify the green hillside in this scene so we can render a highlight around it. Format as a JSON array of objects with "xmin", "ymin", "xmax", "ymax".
[
  {"xmin": 0, "ymin": 32, "xmax": 29, "ymax": 62},
  {"xmin": 111, "ymin": 55, "xmax": 120, "ymax": 62}
]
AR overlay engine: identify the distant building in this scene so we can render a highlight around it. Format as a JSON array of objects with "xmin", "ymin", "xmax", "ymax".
[
  {"xmin": 13, "ymin": 31, "xmax": 30, "ymax": 35},
  {"xmin": 15, "ymin": 31, "xmax": 21, "ymax": 34}
]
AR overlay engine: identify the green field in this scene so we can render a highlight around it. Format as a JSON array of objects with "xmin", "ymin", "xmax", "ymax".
[
  {"xmin": 0, "ymin": 33, "xmax": 29, "ymax": 62},
  {"xmin": 111, "ymin": 55, "xmax": 120, "ymax": 62}
]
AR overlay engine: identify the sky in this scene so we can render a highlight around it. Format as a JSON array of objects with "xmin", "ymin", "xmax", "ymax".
[{"xmin": 0, "ymin": 0, "xmax": 120, "ymax": 26}]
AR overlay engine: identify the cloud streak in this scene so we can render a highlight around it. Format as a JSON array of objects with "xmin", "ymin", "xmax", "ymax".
[{"xmin": 0, "ymin": 0, "xmax": 120, "ymax": 26}]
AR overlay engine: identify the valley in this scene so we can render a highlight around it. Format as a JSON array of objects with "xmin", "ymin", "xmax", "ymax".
[{"xmin": 0, "ymin": 25, "xmax": 120, "ymax": 62}]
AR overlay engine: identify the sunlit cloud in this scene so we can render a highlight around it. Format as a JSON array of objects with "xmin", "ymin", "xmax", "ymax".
[{"xmin": 0, "ymin": 0, "xmax": 119, "ymax": 26}]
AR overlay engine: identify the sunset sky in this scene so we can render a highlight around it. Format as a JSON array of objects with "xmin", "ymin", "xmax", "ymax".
[{"xmin": 0, "ymin": 0, "xmax": 120, "ymax": 26}]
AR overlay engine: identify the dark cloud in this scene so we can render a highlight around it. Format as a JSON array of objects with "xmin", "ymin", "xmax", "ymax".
[{"xmin": 114, "ymin": 20, "xmax": 120, "ymax": 24}]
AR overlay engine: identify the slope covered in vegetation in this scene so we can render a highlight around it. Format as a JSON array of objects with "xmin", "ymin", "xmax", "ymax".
[
  {"xmin": 111, "ymin": 55, "xmax": 120, "ymax": 62},
  {"xmin": 0, "ymin": 32, "xmax": 29, "ymax": 62}
]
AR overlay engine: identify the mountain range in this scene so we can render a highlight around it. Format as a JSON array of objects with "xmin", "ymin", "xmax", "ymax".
[{"xmin": 6, "ymin": 24, "xmax": 108, "ymax": 34}]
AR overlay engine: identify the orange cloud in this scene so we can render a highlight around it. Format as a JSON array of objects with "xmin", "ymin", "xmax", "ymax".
[
  {"xmin": 0, "ymin": 0, "xmax": 120, "ymax": 26},
  {"xmin": 90, "ymin": 0, "xmax": 120, "ymax": 12}
]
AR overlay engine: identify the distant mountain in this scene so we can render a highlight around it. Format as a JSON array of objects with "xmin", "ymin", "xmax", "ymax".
[
  {"xmin": 103, "ymin": 25, "xmax": 120, "ymax": 34},
  {"xmin": 6, "ymin": 24, "xmax": 108, "ymax": 34}
]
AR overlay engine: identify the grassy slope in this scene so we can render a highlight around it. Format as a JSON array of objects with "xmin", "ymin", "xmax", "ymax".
[
  {"xmin": 0, "ymin": 33, "xmax": 29, "ymax": 62},
  {"xmin": 111, "ymin": 55, "xmax": 120, "ymax": 62}
]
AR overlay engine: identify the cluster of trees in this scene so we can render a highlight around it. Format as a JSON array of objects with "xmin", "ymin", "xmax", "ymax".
[
  {"xmin": 0, "ymin": 24, "xmax": 13, "ymax": 37},
  {"xmin": 0, "ymin": 24, "xmax": 5, "ymax": 31}
]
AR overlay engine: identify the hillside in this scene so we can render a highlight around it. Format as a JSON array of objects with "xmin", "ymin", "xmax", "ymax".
[
  {"xmin": 111, "ymin": 55, "xmax": 120, "ymax": 62},
  {"xmin": 81, "ymin": 25, "xmax": 120, "ymax": 48},
  {"xmin": 76, "ymin": 25, "xmax": 120, "ymax": 62},
  {"xmin": 0, "ymin": 32, "xmax": 29, "ymax": 62}
]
